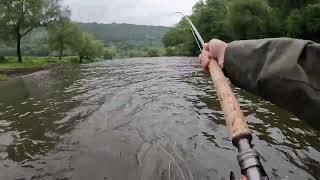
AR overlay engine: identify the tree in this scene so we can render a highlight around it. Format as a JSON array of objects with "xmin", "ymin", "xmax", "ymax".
[
  {"xmin": 267, "ymin": 0, "xmax": 319, "ymax": 16},
  {"xmin": 304, "ymin": 3, "xmax": 320, "ymax": 42},
  {"xmin": 162, "ymin": 19, "xmax": 199, "ymax": 56},
  {"xmin": 71, "ymin": 32, "xmax": 104, "ymax": 63},
  {"xmin": 162, "ymin": 27, "xmax": 186, "ymax": 47},
  {"xmin": 286, "ymin": 9, "xmax": 305, "ymax": 37},
  {"xmin": 48, "ymin": 18, "xmax": 80, "ymax": 60},
  {"xmin": 0, "ymin": 0, "xmax": 62, "ymax": 62},
  {"xmin": 227, "ymin": 0, "xmax": 269, "ymax": 40},
  {"xmin": 195, "ymin": 0, "xmax": 230, "ymax": 42},
  {"xmin": 147, "ymin": 48, "xmax": 161, "ymax": 57},
  {"xmin": 162, "ymin": 0, "xmax": 320, "ymax": 52},
  {"xmin": 103, "ymin": 48, "xmax": 116, "ymax": 59},
  {"xmin": 286, "ymin": 3, "xmax": 320, "ymax": 41}
]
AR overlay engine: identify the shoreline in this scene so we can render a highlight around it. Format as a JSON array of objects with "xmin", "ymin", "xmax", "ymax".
[
  {"xmin": 0, "ymin": 63, "xmax": 59, "ymax": 76},
  {"xmin": 0, "ymin": 56, "xmax": 80, "ymax": 81},
  {"xmin": 0, "ymin": 63, "xmax": 61, "ymax": 81}
]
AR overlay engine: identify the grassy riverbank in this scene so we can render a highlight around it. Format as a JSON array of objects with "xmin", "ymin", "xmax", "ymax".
[
  {"xmin": 0, "ymin": 56, "xmax": 79, "ymax": 68},
  {"xmin": 0, "ymin": 56, "xmax": 80, "ymax": 81},
  {"xmin": 0, "ymin": 74, "xmax": 7, "ymax": 81}
]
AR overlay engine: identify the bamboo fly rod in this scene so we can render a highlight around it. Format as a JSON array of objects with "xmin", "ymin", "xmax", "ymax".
[{"xmin": 172, "ymin": 12, "xmax": 269, "ymax": 180}]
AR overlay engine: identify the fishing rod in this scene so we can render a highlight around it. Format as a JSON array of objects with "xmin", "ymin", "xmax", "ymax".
[{"xmin": 172, "ymin": 12, "xmax": 269, "ymax": 180}]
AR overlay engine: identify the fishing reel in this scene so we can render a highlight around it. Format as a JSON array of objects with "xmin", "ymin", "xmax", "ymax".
[{"xmin": 229, "ymin": 137, "xmax": 269, "ymax": 180}]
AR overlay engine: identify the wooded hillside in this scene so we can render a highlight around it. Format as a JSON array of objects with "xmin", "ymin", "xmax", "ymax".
[
  {"xmin": 0, "ymin": 23, "xmax": 169, "ymax": 58},
  {"xmin": 163, "ymin": 0, "xmax": 320, "ymax": 56}
]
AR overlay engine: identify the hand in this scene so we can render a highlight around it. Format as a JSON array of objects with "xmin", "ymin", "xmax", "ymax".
[
  {"xmin": 199, "ymin": 39, "xmax": 228, "ymax": 71},
  {"xmin": 240, "ymin": 176, "xmax": 248, "ymax": 180}
]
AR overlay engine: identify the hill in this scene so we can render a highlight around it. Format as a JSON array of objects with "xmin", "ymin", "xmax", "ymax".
[
  {"xmin": 79, "ymin": 22, "xmax": 169, "ymax": 46},
  {"xmin": 0, "ymin": 23, "xmax": 170, "ymax": 58},
  {"xmin": 79, "ymin": 23, "xmax": 170, "ymax": 57}
]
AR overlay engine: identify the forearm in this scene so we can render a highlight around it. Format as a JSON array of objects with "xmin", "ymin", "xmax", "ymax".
[{"xmin": 223, "ymin": 38, "xmax": 320, "ymax": 129}]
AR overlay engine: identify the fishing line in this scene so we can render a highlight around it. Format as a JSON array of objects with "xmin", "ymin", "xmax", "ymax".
[
  {"xmin": 190, "ymin": 26, "xmax": 202, "ymax": 51},
  {"xmin": 169, "ymin": 12, "xmax": 202, "ymax": 51}
]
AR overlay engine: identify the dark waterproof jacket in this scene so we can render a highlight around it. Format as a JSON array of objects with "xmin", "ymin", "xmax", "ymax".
[{"xmin": 224, "ymin": 38, "xmax": 320, "ymax": 129}]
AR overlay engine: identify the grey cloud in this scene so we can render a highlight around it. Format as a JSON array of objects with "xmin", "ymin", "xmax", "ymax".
[{"xmin": 62, "ymin": 0, "xmax": 199, "ymax": 26}]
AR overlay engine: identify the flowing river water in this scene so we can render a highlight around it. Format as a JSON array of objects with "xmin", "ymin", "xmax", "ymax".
[{"xmin": 0, "ymin": 57, "xmax": 319, "ymax": 180}]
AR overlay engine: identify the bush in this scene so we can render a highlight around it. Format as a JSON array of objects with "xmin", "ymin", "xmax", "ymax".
[
  {"xmin": 147, "ymin": 48, "xmax": 161, "ymax": 57},
  {"xmin": 0, "ymin": 56, "xmax": 7, "ymax": 63},
  {"xmin": 61, "ymin": 56, "xmax": 79, "ymax": 63},
  {"xmin": 165, "ymin": 47, "xmax": 177, "ymax": 56},
  {"xmin": 286, "ymin": 9, "xmax": 304, "ymax": 37},
  {"xmin": 304, "ymin": 3, "xmax": 320, "ymax": 41},
  {"xmin": 69, "ymin": 57, "xmax": 80, "ymax": 63},
  {"xmin": 227, "ymin": 0, "xmax": 269, "ymax": 39},
  {"xmin": 0, "ymin": 74, "xmax": 7, "ymax": 81},
  {"xmin": 103, "ymin": 48, "xmax": 116, "ymax": 59}
]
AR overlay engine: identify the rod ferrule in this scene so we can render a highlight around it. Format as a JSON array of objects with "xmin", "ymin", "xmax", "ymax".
[
  {"xmin": 237, "ymin": 149, "xmax": 261, "ymax": 174},
  {"xmin": 233, "ymin": 137, "xmax": 269, "ymax": 180}
]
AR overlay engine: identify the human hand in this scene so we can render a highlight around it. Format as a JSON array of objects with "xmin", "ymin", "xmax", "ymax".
[
  {"xmin": 199, "ymin": 39, "xmax": 228, "ymax": 71},
  {"xmin": 240, "ymin": 176, "xmax": 248, "ymax": 180}
]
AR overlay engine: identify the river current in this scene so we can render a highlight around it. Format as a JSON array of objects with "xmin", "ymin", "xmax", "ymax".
[{"xmin": 0, "ymin": 57, "xmax": 319, "ymax": 180}]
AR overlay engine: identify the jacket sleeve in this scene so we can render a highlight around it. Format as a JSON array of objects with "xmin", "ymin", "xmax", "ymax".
[{"xmin": 223, "ymin": 38, "xmax": 320, "ymax": 129}]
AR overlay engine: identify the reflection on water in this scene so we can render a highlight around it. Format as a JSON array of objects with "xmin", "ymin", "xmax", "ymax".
[{"xmin": 0, "ymin": 57, "xmax": 319, "ymax": 180}]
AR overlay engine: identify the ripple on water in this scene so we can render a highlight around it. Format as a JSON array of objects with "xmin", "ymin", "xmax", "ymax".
[{"xmin": 0, "ymin": 57, "xmax": 319, "ymax": 180}]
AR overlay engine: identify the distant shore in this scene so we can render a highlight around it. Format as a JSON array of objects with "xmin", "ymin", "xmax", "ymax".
[{"xmin": 0, "ymin": 56, "xmax": 79, "ymax": 81}]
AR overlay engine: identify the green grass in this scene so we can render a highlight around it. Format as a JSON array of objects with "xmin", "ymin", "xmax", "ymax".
[
  {"xmin": 0, "ymin": 56, "xmax": 79, "ymax": 69},
  {"xmin": 0, "ymin": 74, "xmax": 7, "ymax": 81}
]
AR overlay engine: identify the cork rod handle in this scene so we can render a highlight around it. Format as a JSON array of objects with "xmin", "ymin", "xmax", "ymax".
[{"xmin": 208, "ymin": 60, "xmax": 250, "ymax": 140}]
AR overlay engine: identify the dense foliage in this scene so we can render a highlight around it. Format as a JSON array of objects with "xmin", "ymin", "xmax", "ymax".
[
  {"xmin": 0, "ymin": 21, "xmax": 169, "ymax": 59},
  {"xmin": 48, "ymin": 18, "xmax": 80, "ymax": 59},
  {"xmin": 79, "ymin": 23, "xmax": 169, "ymax": 45},
  {"xmin": 48, "ymin": 18, "xmax": 105, "ymax": 62},
  {"xmin": 0, "ymin": 0, "xmax": 64, "ymax": 62},
  {"xmin": 79, "ymin": 23, "xmax": 169, "ymax": 58},
  {"xmin": 163, "ymin": 0, "xmax": 320, "ymax": 56},
  {"xmin": 0, "ymin": 0, "xmax": 132, "ymax": 62},
  {"xmin": 71, "ymin": 32, "xmax": 104, "ymax": 63}
]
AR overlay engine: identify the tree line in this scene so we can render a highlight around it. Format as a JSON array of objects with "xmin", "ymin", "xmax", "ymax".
[
  {"xmin": 0, "ymin": 0, "xmax": 114, "ymax": 63},
  {"xmin": 162, "ymin": 0, "xmax": 320, "ymax": 56}
]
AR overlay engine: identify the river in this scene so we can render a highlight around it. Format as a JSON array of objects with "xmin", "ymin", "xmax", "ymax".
[{"xmin": 0, "ymin": 57, "xmax": 319, "ymax": 180}]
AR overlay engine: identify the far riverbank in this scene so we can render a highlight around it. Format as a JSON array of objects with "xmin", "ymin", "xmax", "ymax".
[{"xmin": 0, "ymin": 56, "xmax": 88, "ymax": 81}]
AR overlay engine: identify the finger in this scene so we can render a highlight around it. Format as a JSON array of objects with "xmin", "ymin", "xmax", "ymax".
[
  {"xmin": 201, "ymin": 51, "xmax": 210, "ymax": 62},
  {"xmin": 208, "ymin": 42, "xmax": 218, "ymax": 59},
  {"xmin": 204, "ymin": 43, "xmax": 209, "ymax": 51},
  {"xmin": 201, "ymin": 56, "xmax": 210, "ymax": 72},
  {"xmin": 240, "ymin": 176, "xmax": 248, "ymax": 180},
  {"xmin": 209, "ymin": 39, "xmax": 219, "ymax": 44},
  {"xmin": 200, "ymin": 51, "xmax": 208, "ymax": 59},
  {"xmin": 218, "ymin": 59, "xmax": 224, "ymax": 69}
]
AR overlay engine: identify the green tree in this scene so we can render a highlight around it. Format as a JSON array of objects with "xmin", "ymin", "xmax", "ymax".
[
  {"xmin": 147, "ymin": 48, "xmax": 161, "ymax": 57},
  {"xmin": 48, "ymin": 18, "xmax": 81, "ymax": 60},
  {"xmin": 162, "ymin": 19, "xmax": 199, "ymax": 56},
  {"xmin": 71, "ymin": 32, "xmax": 104, "ymax": 63},
  {"xmin": 286, "ymin": 9, "xmax": 305, "ymax": 37},
  {"xmin": 165, "ymin": 47, "xmax": 179, "ymax": 56},
  {"xmin": 162, "ymin": 27, "xmax": 186, "ymax": 47},
  {"xmin": 286, "ymin": 3, "xmax": 320, "ymax": 41},
  {"xmin": 304, "ymin": 3, "xmax": 320, "ymax": 42},
  {"xmin": 163, "ymin": 0, "xmax": 320, "ymax": 54},
  {"xmin": 227, "ymin": 0, "xmax": 269, "ymax": 40},
  {"xmin": 103, "ymin": 48, "xmax": 116, "ymax": 59},
  {"xmin": 267, "ymin": 0, "xmax": 319, "ymax": 16},
  {"xmin": 195, "ymin": 0, "xmax": 230, "ymax": 41},
  {"xmin": 0, "ymin": 0, "xmax": 63, "ymax": 62}
]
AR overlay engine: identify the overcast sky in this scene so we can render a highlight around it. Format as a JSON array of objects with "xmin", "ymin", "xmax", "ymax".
[{"xmin": 63, "ymin": 0, "xmax": 199, "ymax": 26}]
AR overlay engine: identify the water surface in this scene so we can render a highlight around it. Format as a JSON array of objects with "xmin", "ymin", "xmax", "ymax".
[{"xmin": 0, "ymin": 57, "xmax": 319, "ymax": 180}]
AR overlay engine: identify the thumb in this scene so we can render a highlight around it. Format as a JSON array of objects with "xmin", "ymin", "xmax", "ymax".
[{"xmin": 208, "ymin": 39, "xmax": 227, "ymax": 68}]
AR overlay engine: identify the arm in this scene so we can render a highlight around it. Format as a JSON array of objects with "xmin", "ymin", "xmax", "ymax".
[{"xmin": 200, "ymin": 38, "xmax": 320, "ymax": 129}]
